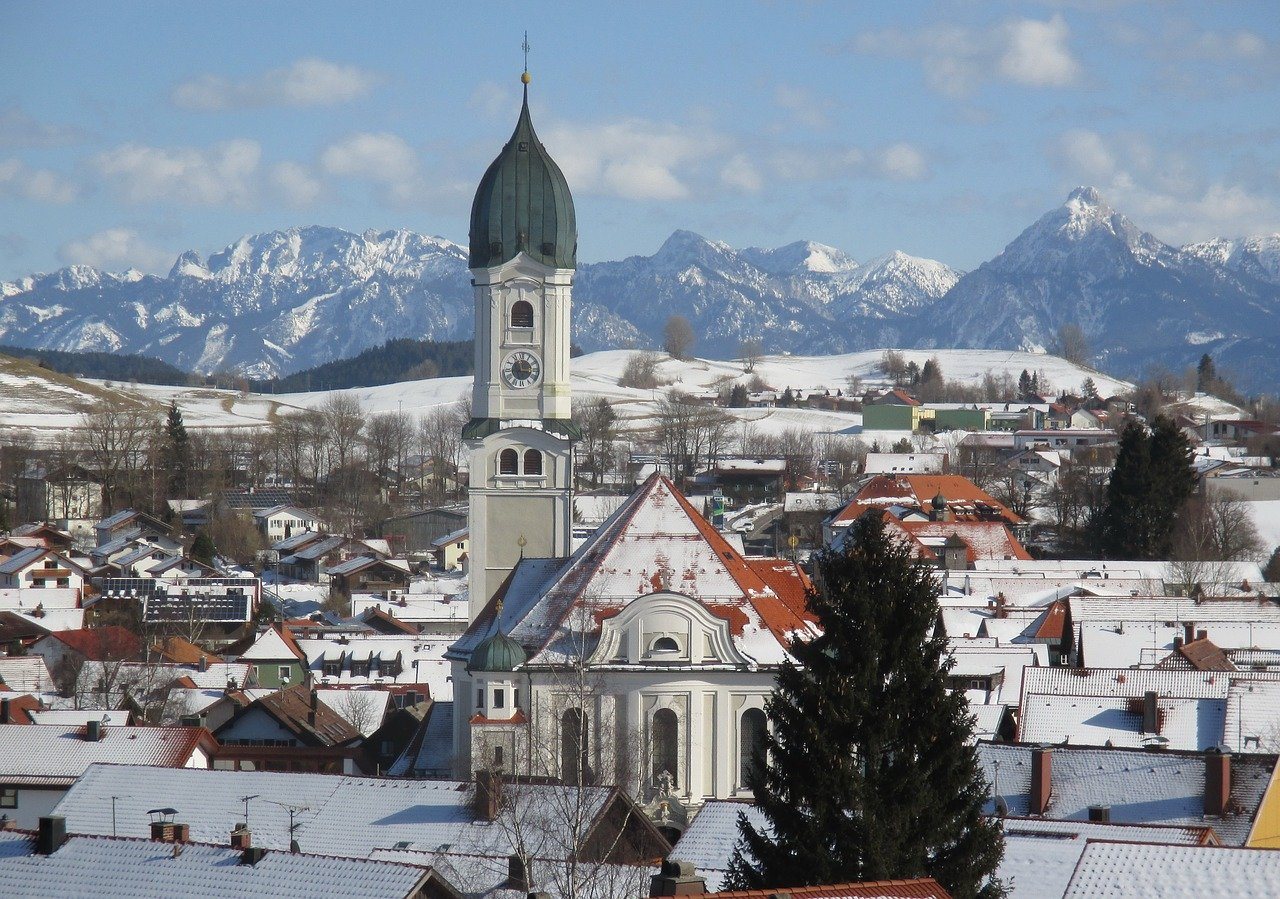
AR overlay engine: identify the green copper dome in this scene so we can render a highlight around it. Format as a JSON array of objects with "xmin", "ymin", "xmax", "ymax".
[
  {"xmin": 469, "ymin": 81, "xmax": 577, "ymax": 270},
  {"xmin": 468, "ymin": 627, "xmax": 528, "ymax": 673}
]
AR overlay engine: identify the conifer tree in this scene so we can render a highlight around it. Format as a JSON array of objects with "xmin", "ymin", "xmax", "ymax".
[
  {"xmin": 1093, "ymin": 416, "xmax": 1194, "ymax": 559},
  {"xmin": 190, "ymin": 531, "xmax": 215, "ymax": 566},
  {"xmin": 727, "ymin": 513, "xmax": 1004, "ymax": 898},
  {"xmin": 1017, "ymin": 370, "xmax": 1032, "ymax": 399},
  {"xmin": 162, "ymin": 401, "xmax": 191, "ymax": 497},
  {"xmin": 1197, "ymin": 354, "xmax": 1216, "ymax": 393}
]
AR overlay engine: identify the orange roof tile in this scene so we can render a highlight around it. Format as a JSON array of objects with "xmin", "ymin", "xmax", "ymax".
[
  {"xmin": 833, "ymin": 475, "xmax": 1022, "ymax": 525},
  {"xmin": 707, "ymin": 876, "xmax": 951, "ymax": 898}
]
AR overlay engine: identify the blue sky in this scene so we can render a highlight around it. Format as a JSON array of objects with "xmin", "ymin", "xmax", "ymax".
[{"xmin": 1, "ymin": 1, "xmax": 1278, "ymax": 279}]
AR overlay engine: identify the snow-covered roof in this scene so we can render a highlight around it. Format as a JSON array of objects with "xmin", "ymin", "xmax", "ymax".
[
  {"xmin": 0, "ymin": 657, "xmax": 54, "ymax": 692},
  {"xmin": 978, "ymin": 742, "xmax": 1274, "ymax": 845},
  {"xmin": 0, "ymin": 724, "xmax": 208, "ymax": 784},
  {"xmin": 297, "ymin": 635, "xmax": 453, "ymax": 699},
  {"xmin": 669, "ymin": 800, "xmax": 769, "ymax": 891},
  {"xmin": 452, "ymin": 473, "xmax": 816, "ymax": 669},
  {"xmin": 239, "ymin": 626, "xmax": 304, "ymax": 662},
  {"xmin": 1062, "ymin": 841, "xmax": 1280, "ymax": 898},
  {"xmin": 55, "ymin": 764, "xmax": 622, "ymax": 864},
  {"xmin": 0, "ymin": 832, "xmax": 434, "ymax": 899}
]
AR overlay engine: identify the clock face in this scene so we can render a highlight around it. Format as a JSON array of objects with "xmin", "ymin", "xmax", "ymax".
[{"xmin": 502, "ymin": 350, "xmax": 542, "ymax": 389}]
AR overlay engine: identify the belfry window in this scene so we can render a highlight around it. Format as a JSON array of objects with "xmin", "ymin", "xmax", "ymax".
[
  {"xmin": 523, "ymin": 449, "xmax": 543, "ymax": 476},
  {"xmin": 499, "ymin": 449, "xmax": 519, "ymax": 475},
  {"xmin": 510, "ymin": 300, "xmax": 534, "ymax": 328}
]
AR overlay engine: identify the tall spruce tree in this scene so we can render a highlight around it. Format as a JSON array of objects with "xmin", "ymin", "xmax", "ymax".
[
  {"xmin": 162, "ymin": 401, "xmax": 191, "ymax": 498},
  {"xmin": 1093, "ymin": 415, "xmax": 1194, "ymax": 558},
  {"xmin": 727, "ymin": 513, "xmax": 1004, "ymax": 898},
  {"xmin": 1197, "ymin": 354, "xmax": 1216, "ymax": 393}
]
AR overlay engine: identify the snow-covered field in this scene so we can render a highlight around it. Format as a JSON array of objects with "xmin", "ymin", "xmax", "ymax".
[{"xmin": 1, "ymin": 347, "xmax": 1131, "ymax": 439}]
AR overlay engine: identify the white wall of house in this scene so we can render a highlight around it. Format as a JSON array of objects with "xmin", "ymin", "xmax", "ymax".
[{"xmin": 0, "ymin": 785, "xmax": 64, "ymax": 830}]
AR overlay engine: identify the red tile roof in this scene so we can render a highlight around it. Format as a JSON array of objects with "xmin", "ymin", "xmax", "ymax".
[
  {"xmin": 0, "ymin": 694, "xmax": 42, "ymax": 724},
  {"xmin": 47, "ymin": 625, "xmax": 143, "ymax": 661},
  {"xmin": 890, "ymin": 519, "xmax": 1032, "ymax": 563},
  {"xmin": 707, "ymin": 876, "xmax": 952, "ymax": 898},
  {"xmin": 1033, "ymin": 600, "xmax": 1067, "ymax": 641},
  {"xmin": 832, "ymin": 475, "xmax": 1022, "ymax": 525}
]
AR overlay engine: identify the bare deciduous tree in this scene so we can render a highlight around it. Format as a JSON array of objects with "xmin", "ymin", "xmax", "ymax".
[{"xmin": 662, "ymin": 315, "xmax": 695, "ymax": 361}]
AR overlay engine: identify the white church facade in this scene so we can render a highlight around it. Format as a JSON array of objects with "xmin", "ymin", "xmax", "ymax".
[{"xmin": 448, "ymin": 70, "xmax": 817, "ymax": 829}]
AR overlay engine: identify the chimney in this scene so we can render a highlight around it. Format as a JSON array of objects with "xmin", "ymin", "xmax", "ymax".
[
  {"xmin": 505, "ymin": 854, "xmax": 531, "ymax": 891},
  {"xmin": 231, "ymin": 824, "xmax": 252, "ymax": 851},
  {"xmin": 1205, "ymin": 749, "xmax": 1232, "ymax": 817},
  {"xmin": 474, "ymin": 769, "xmax": 502, "ymax": 822},
  {"xmin": 240, "ymin": 846, "xmax": 268, "ymax": 866},
  {"xmin": 308, "ymin": 687, "xmax": 318, "ymax": 727},
  {"xmin": 649, "ymin": 858, "xmax": 707, "ymax": 897},
  {"xmin": 1030, "ymin": 747, "xmax": 1052, "ymax": 816},
  {"xmin": 0, "ymin": 698, "xmax": 9, "ymax": 724},
  {"xmin": 1184, "ymin": 622, "xmax": 1195, "ymax": 645},
  {"xmin": 85, "ymin": 719, "xmax": 103, "ymax": 742},
  {"xmin": 36, "ymin": 816, "xmax": 66, "ymax": 855},
  {"xmin": 1174, "ymin": 635, "xmax": 1184, "ymax": 649},
  {"xmin": 1143, "ymin": 691, "xmax": 1159, "ymax": 734},
  {"xmin": 198, "ymin": 655, "xmax": 209, "ymax": 673},
  {"xmin": 1088, "ymin": 805, "xmax": 1111, "ymax": 823},
  {"xmin": 150, "ymin": 821, "xmax": 190, "ymax": 843},
  {"xmin": 1197, "ymin": 629, "xmax": 1208, "ymax": 642}
]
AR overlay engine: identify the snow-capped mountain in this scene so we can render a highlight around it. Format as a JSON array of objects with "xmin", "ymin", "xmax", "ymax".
[
  {"xmin": 921, "ymin": 188, "xmax": 1280, "ymax": 388},
  {"xmin": 4, "ymin": 190, "xmax": 1280, "ymax": 389},
  {"xmin": 0, "ymin": 226, "xmax": 958, "ymax": 376}
]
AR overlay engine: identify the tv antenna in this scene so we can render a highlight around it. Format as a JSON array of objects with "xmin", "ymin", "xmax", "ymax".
[
  {"xmin": 240, "ymin": 794, "xmax": 260, "ymax": 827},
  {"xmin": 265, "ymin": 800, "xmax": 311, "ymax": 852}
]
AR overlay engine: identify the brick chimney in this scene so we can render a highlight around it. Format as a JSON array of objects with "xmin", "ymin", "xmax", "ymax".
[
  {"xmin": 150, "ymin": 821, "xmax": 190, "ymax": 843},
  {"xmin": 1143, "ymin": 691, "xmax": 1159, "ymax": 734},
  {"xmin": 649, "ymin": 858, "xmax": 707, "ymax": 897},
  {"xmin": 231, "ymin": 824, "xmax": 252, "ymax": 851},
  {"xmin": 1205, "ymin": 749, "xmax": 1232, "ymax": 817},
  {"xmin": 1030, "ymin": 747, "xmax": 1052, "ymax": 816},
  {"xmin": 308, "ymin": 687, "xmax": 318, "ymax": 727},
  {"xmin": 474, "ymin": 769, "xmax": 502, "ymax": 822},
  {"xmin": 1184, "ymin": 622, "xmax": 1195, "ymax": 645},
  {"xmin": 1197, "ymin": 629, "xmax": 1208, "ymax": 642}
]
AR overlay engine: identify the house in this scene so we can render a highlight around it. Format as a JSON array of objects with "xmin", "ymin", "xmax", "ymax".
[
  {"xmin": 979, "ymin": 742, "xmax": 1275, "ymax": 845},
  {"xmin": 431, "ymin": 527, "xmax": 469, "ymax": 570},
  {"xmin": 863, "ymin": 452, "xmax": 946, "ymax": 475},
  {"xmin": 10, "ymin": 524, "xmax": 74, "ymax": 550},
  {"xmin": 0, "ymin": 548, "xmax": 88, "ymax": 591},
  {"xmin": 238, "ymin": 625, "xmax": 308, "ymax": 688},
  {"xmin": 253, "ymin": 504, "xmax": 325, "ymax": 542},
  {"xmin": 378, "ymin": 506, "xmax": 468, "ymax": 556},
  {"xmin": 1012, "ymin": 428, "xmax": 1116, "ymax": 452},
  {"xmin": 95, "ymin": 577, "xmax": 259, "ymax": 644},
  {"xmin": 696, "ymin": 458, "xmax": 788, "ymax": 504},
  {"xmin": 213, "ymin": 683, "xmax": 365, "ymax": 774},
  {"xmin": 0, "ymin": 829, "xmax": 462, "ymax": 899},
  {"xmin": 51, "ymin": 763, "xmax": 671, "ymax": 894},
  {"xmin": 1059, "ymin": 841, "xmax": 1280, "ymax": 899},
  {"xmin": 93, "ymin": 509, "xmax": 171, "ymax": 547},
  {"xmin": 825, "ymin": 474, "xmax": 1026, "ymax": 547},
  {"xmin": 328, "ymin": 556, "xmax": 412, "ymax": 600},
  {"xmin": 278, "ymin": 535, "xmax": 383, "ymax": 583},
  {"xmin": 29, "ymin": 626, "xmax": 143, "ymax": 682},
  {"xmin": 0, "ymin": 723, "xmax": 214, "ymax": 828},
  {"xmin": 14, "ymin": 465, "xmax": 103, "ymax": 540},
  {"xmin": 1203, "ymin": 419, "xmax": 1279, "ymax": 444}
]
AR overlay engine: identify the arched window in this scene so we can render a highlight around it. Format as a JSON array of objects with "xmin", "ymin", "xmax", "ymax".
[
  {"xmin": 739, "ymin": 707, "xmax": 767, "ymax": 786},
  {"xmin": 652, "ymin": 708, "xmax": 679, "ymax": 785},
  {"xmin": 499, "ymin": 448, "xmax": 519, "ymax": 475},
  {"xmin": 510, "ymin": 300, "xmax": 534, "ymax": 328},
  {"xmin": 561, "ymin": 708, "xmax": 589, "ymax": 786},
  {"xmin": 523, "ymin": 449, "xmax": 543, "ymax": 475}
]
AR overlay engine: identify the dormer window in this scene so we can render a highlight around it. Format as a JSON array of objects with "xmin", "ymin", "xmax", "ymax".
[{"xmin": 651, "ymin": 636, "xmax": 680, "ymax": 655}]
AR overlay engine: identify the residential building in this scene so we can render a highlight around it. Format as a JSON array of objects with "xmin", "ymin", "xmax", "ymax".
[
  {"xmin": 253, "ymin": 504, "xmax": 325, "ymax": 542},
  {"xmin": 431, "ymin": 527, "xmax": 469, "ymax": 571},
  {"xmin": 238, "ymin": 625, "xmax": 308, "ymax": 688}
]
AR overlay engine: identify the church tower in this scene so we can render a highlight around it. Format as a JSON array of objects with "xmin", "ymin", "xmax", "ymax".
[{"xmin": 463, "ymin": 68, "xmax": 578, "ymax": 619}]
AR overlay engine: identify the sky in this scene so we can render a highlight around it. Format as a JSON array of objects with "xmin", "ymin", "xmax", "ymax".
[{"xmin": 1, "ymin": 1, "xmax": 1278, "ymax": 280}]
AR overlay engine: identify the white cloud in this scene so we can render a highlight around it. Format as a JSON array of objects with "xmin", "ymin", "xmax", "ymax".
[
  {"xmin": 94, "ymin": 139, "xmax": 260, "ymax": 207},
  {"xmin": 0, "ymin": 158, "xmax": 78, "ymax": 203},
  {"xmin": 270, "ymin": 161, "xmax": 322, "ymax": 208},
  {"xmin": 172, "ymin": 58, "xmax": 379, "ymax": 110},
  {"xmin": 856, "ymin": 15, "xmax": 1081, "ymax": 96},
  {"xmin": 998, "ymin": 16, "xmax": 1081, "ymax": 87},
  {"xmin": 469, "ymin": 81, "xmax": 513, "ymax": 119},
  {"xmin": 58, "ymin": 228, "xmax": 172, "ymax": 273},
  {"xmin": 721, "ymin": 154, "xmax": 763, "ymax": 192},
  {"xmin": 1193, "ymin": 29, "xmax": 1267, "ymax": 61},
  {"xmin": 320, "ymin": 132, "xmax": 428, "ymax": 205},
  {"xmin": 544, "ymin": 119, "xmax": 732, "ymax": 201},
  {"xmin": 876, "ymin": 143, "xmax": 930, "ymax": 182},
  {"xmin": 1050, "ymin": 128, "xmax": 1280, "ymax": 242}
]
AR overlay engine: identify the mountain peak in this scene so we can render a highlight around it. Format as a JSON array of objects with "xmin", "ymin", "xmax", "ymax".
[
  {"xmin": 1067, "ymin": 185, "xmax": 1106, "ymax": 208},
  {"xmin": 653, "ymin": 230, "xmax": 734, "ymax": 265},
  {"xmin": 741, "ymin": 240, "xmax": 859, "ymax": 275}
]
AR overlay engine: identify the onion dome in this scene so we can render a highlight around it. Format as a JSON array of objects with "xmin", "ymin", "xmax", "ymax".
[
  {"xmin": 931, "ymin": 490, "xmax": 947, "ymax": 513},
  {"xmin": 468, "ymin": 72, "xmax": 577, "ymax": 270},
  {"xmin": 467, "ymin": 626, "xmax": 528, "ymax": 673}
]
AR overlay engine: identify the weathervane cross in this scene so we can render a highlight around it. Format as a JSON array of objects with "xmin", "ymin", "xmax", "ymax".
[{"xmin": 522, "ymin": 31, "xmax": 530, "ymax": 73}]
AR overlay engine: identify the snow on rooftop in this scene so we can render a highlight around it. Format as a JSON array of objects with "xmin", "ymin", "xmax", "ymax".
[
  {"xmin": 669, "ymin": 800, "xmax": 769, "ymax": 891},
  {"xmin": 1062, "ymin": 841, "xmax": 1280, "ymax": 898}
]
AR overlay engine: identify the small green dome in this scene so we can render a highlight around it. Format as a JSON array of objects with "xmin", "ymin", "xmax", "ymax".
[
  {"xmin": 468, "ymin": 627, "xmax": 528, "ymax": 673},
  {"xmin": 469, "ymin": 82, "xmax": 577, "ymax": 271}
]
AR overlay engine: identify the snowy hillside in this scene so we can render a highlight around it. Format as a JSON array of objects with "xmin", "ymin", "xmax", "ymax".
[{"xmin": 0, "ymin": 348, "xmax": 1129, "ymax": 439}]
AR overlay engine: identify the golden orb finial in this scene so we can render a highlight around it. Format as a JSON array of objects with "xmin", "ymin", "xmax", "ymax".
[{"xmin": 521, "ymin": 70, "xmax": 531, "ymax": 85}]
